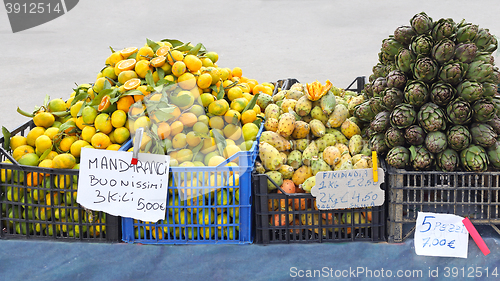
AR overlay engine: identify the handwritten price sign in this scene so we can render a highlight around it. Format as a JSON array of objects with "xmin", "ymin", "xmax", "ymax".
[
  {"xmin": 77, "ymin": 148, "xmax": 170, "ymax": 222},
  {"xmin": 415, "ymin": 212, "xmax": 469, "ymax": 258},
  {"xmin": 310, "ymin": 168, "xmax": 385, "ymax": 210}
]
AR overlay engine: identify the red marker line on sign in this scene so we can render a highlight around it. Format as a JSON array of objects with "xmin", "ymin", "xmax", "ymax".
[{"xmin": 462, "ymin": 217, "xmax": 490, "ymax": 256}]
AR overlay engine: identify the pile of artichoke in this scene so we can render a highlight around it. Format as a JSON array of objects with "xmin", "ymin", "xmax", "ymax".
[{"xmin": 357, "ymin": 12, "xmax": 500, "ymax": 172}]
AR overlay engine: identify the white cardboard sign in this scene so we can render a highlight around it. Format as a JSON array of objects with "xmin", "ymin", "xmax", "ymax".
[
  {"xmin": 310, "ymin": 168, "xmax": 385, "ymax": 210},
  {"xmin": 414, "ymin": 212, "xmax": 469, "ymax": 259},
  {"xmin": 77, "ymin": 148, "xmax": 170, "ymax": 222}
]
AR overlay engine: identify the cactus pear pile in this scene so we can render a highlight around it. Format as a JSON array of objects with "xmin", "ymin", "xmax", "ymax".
[{"xmin": 255, "ymin": 80, "xmax": 376, "ymax": 196}]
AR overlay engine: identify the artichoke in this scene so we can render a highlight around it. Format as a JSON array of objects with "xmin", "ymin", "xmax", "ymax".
[
  {"xmin": 429, "ymin": 82, "xmax": 455, "ymax": 107},
  {"xmin": 472, "ymin": 99, "xmax": 496, "ymax": 122},
  {"xmin": 382, "ymin": 37, "xmax": 406, "ymax": 59},
  {"xmin": 373, "ymin": 63, "xmax": 389, "ymax": 78},
  {"xmin": 437, "ymin": 61, "xmax": 464, "ymax": 86},
  {"xmin": 364, "ymin": 83, "xmax": 374, "ymax": 97},
  {"xmin": 474, "ymin": 28, "xmax": 498, "ymax": 53},
  {"xmin": 404, "ymin": 80, "xmax": 429, "ymax": 107},
  {"xmin": 447, "ymin": 125, "xmax": 472, "ymax": 151},
  {"xmin": 382, "ymin": 88, "xmax": 404, "ymax": 111},
  {"xmin": 404, "ymin": 125, "xmax": 426, "ymax": 146},
  {"xmin": 431, "ymin": 18, "xmax": 457, "ymax": 42},
  {"xmin": 487, "ymin": 116, "xmax": 500, "ymax": 135},
  {"xmin": 455, "ymin": 43, "xmax": 477, "ymax": 63},
  {"xmin": 411, "ymin": 34, "xmax": 434, "ymax": 56},
  {"xmin": 396, "ymin": 48, "xmax": 417, "ymax": 73},
  {"xmin": 386, "ymin": 70, "xmax": 407, "ymax": 89},
  {"xmin": 370, "ymin": 133, "xmax": 389, "ymax": 156},
  {"xmin": 431, "ymin": 38, "xmax": 456, "ymax": 64},
  {"xmin": 412, "ymin": 56, "xmax": 439, "ymax": 83},
  {"xmin": 470, "ymin": 123, "xmax": 498, "ymax": 148},
  {"xmin": 354, "ymin": 101, "xmax": 376, "ymax": 122},
  {"xmin": 372, "ymin": 77, "xmax": 388, "ymax": 97},
  {"xmin": 482, "ymin": 82, "xmax": 498, "ymax": 97},
  {"xmin": 385, "ymin": 126, "xmax": 405, "ymax": 148},
  {"xmin": 370, "ymin": 111, "xmax": 391, "ymax": 133},
  {"xmin": 436, "ymin": 149, "xmax": 460, "ymax": 172},
  {"xmin": 394, "ymin": 25, "xmax": 416, "ymax": 45},
  {"xmin": 385, "ymin": 146, "xmax": 411, "ymax": 169},
  {"xmin": 417, "ymin": 103, "xmax": 447, "ymax": 132},
  {"xmin": 369, "ymin": 97, "xmax": 386, "ymax": 115},
  {"xmin": 409, "ymin": 145, "xmax": 435, "ymax": 170},
  {"xmin": 475, "ymin": 52, "xmax": 495, "ymax": 65},
  {"xmin": 410, "ymin": 12, "xmax": 433, "ymax": 35},
  {"xmin": 464, "ymin": 59, "xmax": 494, "ymax": 83},
  {"xmin": 487, "ymin": 67, "xmax": 500, "ymax": 84},
  {"xmin": 424, "ymin": 131, "xmax": 447, "ymax": 154},
  {"xmin": 390, "ymin": 103, "xmax": 416, "ymax": 129},
  {"xmin": 487, "ymin": 141, "xmax": 500, "ymax": 169},
  {"xmin": 456, "ymin": 20, "xmax": 479, "ymax": 43},
  {"xmin": 456, "ymin": 80, "xmax": 483, "ymax": 102},
  {"xmin": 460, "ymin": 144, "xmax": 489, "ymax": 172},
  {"xmin": 446, "ymin": 98, "xmax": 473, "ymax": 125}
]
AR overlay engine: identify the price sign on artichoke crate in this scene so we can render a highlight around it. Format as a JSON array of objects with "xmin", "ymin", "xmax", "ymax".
[
  {"xmin": 310, "ymin": 169, "xmax": 385, "ymax": 210},
  {"xmin": 77, "ymin": 148, "xmax": 170, "ymax": 222},
  {"xmin": 414, "ymin": 212, "xmax": 469, "ymax": 258}
]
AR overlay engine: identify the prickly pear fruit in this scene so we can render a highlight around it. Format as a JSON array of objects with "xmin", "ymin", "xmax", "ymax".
[
  {"xmin": 286, "ymin": 89, "xmax": 305, "ymax": 101},
  {"xmin": 260, "ymin": 131, "xmax": 291, "ymax": 151},
  {"xmin": 301, "ymin": 115, "xmax": 313, "ymax": 123},
  {"xmin": 292, "ymin": 166, "xmax": 313, "ymax": 186},
  {"xmin": 309, "ymin": 119, "xmax": 326, "ymax": 138},
  {"xmin": 273, "ymin": 90, "xmax": 287, "ymax": 103},
  {"xmin": 287, "ymin": 150, "xmax": 303, "ymax": 169},
  {"xmin": 279, "ymin": 164, "xmax": 295, "ymax": 179},
  {"xmin": 302, "ymin": 141, "xmax": 319, "ymax": 166},
  {"xmin": 279, "ymin": 152, "xmax": 288, "ymax": 164},
  {"xmin": 315, "ymin": 133, "xmax": 337, "ymax": 152},
  {"xmin": 348, "ymin": 135, "xmax": 364, "ymax": 155},
  {"xmin": 256, "ymin": 93, "xmax": 273, "ymax": 110},
  {"xmin": 281, "ymin": 99, "xmax": 298, "ymax": 113},
  {"xmin": 328, "ymin": 128, "xmax": 348, "ymax": 145},
  {"xmin": 311, "ymin": 157, "xmax": 332, "ymax": 175},
  {"xmin": 347, "ymin": 95, "xmax": 365, "ymax": 115},
  {"xmin": 323, "ymin": 146, "xmax": 341, "ymax": 166},
  {"xmin": 351, "ymin": 154, "xmax": 365, "ymax": 165},
  {"xmin": 299, "ymin": 176, "xmax": 316, "ymax": 193},
  {"xmin": 310, "ymin": 106, "xmax": 329, "ymax": 124},
  {"xmin": 259, "ymin": 142, "xmax": 283, "ymax": 171},
  {"xmin": 327, "ymin": 104, "xmax": 349, "ymax": 128},
  {"xmin": 292, "ymin": 139, "xmax": 310, "ymax": 151},
  {"xmin": 277, "ymin": 112, "xmax": 296, "ymax": 137},
  {"xmin": 295, "ymin": 96, "xmax": 312, "ymax": 116},
  {"xmin": 353, "ymin": 158, "xmax": 369, "ymax": 169},
  {"xmin": 264, "ymin": 117, "xmax": 279, "ymax": 132},
  {"xmin": 320, "ymin": 90, "xmax": 336, "ymax": 115},
  {"xmin": 290, "ymin": 83, "xmax": 304, "ymax": 92},
  {"xmin": 291, "ymin": 121, "xmax": 310, "ymax": 139},
  {"xmin": 340, "ymin": 118, "xmax": 361, "ymax": 139},
  {"xmin": 255, "ymin": 161, "xmax": 266, "ymax": 174},
  {"xmin": 266, "ymin": 171, "xmax": 283, "ymax": 191},
  {"xmin": 335, "ymin": 159, "xmax": 354, "ymax": 171},
  {"xmin": 335, "ymin": 143, "xmax": 350, "ymax": 156},
  {"xmin": 264, "ymin": 104, "xmax": 281, "ymax": 120}
]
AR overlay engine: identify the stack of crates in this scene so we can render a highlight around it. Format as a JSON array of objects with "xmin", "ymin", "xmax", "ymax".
[{"xmin": 0, "ymin": 121, "xmax": 120, "ymax": 242}]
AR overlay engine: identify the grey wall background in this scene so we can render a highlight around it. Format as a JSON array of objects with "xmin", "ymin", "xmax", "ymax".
[{"xmin": 1, "ymin": 0, "xmax": 499, "ymax": 131}]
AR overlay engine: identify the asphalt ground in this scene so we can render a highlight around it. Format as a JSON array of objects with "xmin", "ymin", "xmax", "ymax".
[{"xmin": 1, "ymin": 1, "xmax": 500, "ymax": 280}]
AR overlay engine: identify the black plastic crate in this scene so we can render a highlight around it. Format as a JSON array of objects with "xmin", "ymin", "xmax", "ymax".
[
  {"xmin": 252, "ymin": 173, "xmax": 386, "ymax": 244},
  {"xmin": 0, "ymin": 121, "xmax": 120, "ymax": 242},
  {"xmin": 386, "ymin": 163, "xmax": 500, "ymax": 243}
]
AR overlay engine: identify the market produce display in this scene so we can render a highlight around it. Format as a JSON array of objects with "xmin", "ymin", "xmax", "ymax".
[
  {"xmin": 1, "ymin": 38, "xmax": 268, "ymax": 240},
  {"xmin": 361, "ymin": 12, "xmax": 500, "ymax": 172},
  {"xmin": 253, "ymin": 80, "xmax": 378, "ymax": 233}
]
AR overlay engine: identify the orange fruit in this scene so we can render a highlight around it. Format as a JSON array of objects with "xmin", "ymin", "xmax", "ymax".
[
  {"xmin": 53, "ymin": 153, "xmax": 77, "ymax": 169},
  {"xmin": 172, "ymin": 133, "xmax": 187, "ymax": 149},
  {"xmin": 94, "ymin": 113, "xmax": 113, "ymax": 134},
  {"xmin": 116, "ymin": 95, "xmax": 135, "ymax": 112},
  {"xmin": 120, "ymin": 47, "xmax": 138, "ymax": 59},
  {"xmin": 241, "ymin": 109, "xmax": 257, "ymax": 124},
  {"xmin": 91, "ymin": 132, "xmax": 111, "ymax": 149},
  {"xmin": 111, "ymin": 109, "xmax": 127, "ymax": 128},
  {"xmin": 178, "ymin": 72, "xmax": 196, "ymax": 90},
  {"xmin": 26, "ymin": 172, "xmax": 44, "ymax": 187},
  {"xmin": 208, "ymin": 99, "xmax": 229, "ymax": 116},
  {"xmin": 70, "ymin": 140, "xmax": 90, "ymax": 157},
  {"xmin": 186, "ymin": 131, "xmax": 201, "ymax": 147},
  {"xmin": 58, "ymin": 136, "xmax": 77, "ymax": 152},
  {"xmin": 232, "ymin": 67, "xmax": 242, "ymax": 78},
  {"xmin": 156, "ymin": 46, "xmax": 171, "ymax": 57},
  {"xmin": 197, "ymin": 73, "xmax": 212, "ymax": 89},
  {"xmin": 136, "ymin": 46, "xmax": 154, "ymax": 61},
  {"xmin": 117, "ymin": 70, "xmax": 138, "ymax": 85},
  {"xmin": 179, "ymin": 112, "xmax": 198, "ymax": 127},
  {"xmin": 106, "ymin": 144, "xmax": 122, "ymax": 151},
  {"xmin": 10, "ymin": 135, "xmax": 27, "ymax": 151},
  {"xmin": 184, "ymin": 55, "xmax": 202, "ymax": 72},
  {"xmin": 224, "ymin": 109, "xmax": 241, "ymax": 124},
  {"xmin": 151, "ymin": 56, "xmax": 166, "ymax": 68},
  {"xmin": 157, "ymin": 122, "xmax": 171, "ymax": 140},
  {"xmin": 26, "ymin": 127, "xmax": 46, "ymax": 147},
  {"xmin": 167, "ymin": 50, "xmax": 184, "ymax": 65},
  {"xmin": 170, "ymin": 121, "xmax": 184, "ymax": 136},
  {"xmin": 209, "ymin": 116, "xmax": 224, "ymax": 130},
  {"xmin": 135, "ymin": 60, "xmax": 153, "ymax": 78},
  {"xmin": 113, "ymin": 127, "xmax": 130, "ymax": 144},
  {"xmin": 171, "ymin": 61, "xmax": 187, "ymax": 77},
  {"xmin": 123, "ymin": 78, "xmax": 141, "ymax": 91},
  {"xmin": 33, "ymin": 112, "xmax": 55, "ymax": 128},
  {"xmin": 115, "ymin": 59, "xmax": 136, "ymax": 75},
  {"xmin": 227, "ymin": 86, "xmax": 243, "ymax": 101},
  {"xmin": 106, "ymin": 52, "xmax": 124, "ymax": 66}
]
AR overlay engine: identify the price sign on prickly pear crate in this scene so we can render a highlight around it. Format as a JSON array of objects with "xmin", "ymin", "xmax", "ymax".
[
  {"xmin": 310, "ymin": 169, "xmax": 385, "ymax": 210},
  {"xmin": 77, "ymin": 148, "xmax": 170, "ymax": 222}
]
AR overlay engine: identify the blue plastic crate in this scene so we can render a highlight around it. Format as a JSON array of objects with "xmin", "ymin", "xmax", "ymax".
[{"xmin": 120, "ymin": 124, "xmax": 264, "ymax": 244}]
